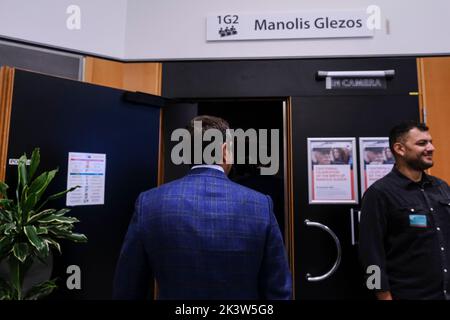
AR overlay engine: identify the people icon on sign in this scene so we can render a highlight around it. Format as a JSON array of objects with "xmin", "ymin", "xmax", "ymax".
[{"xmin": 218, "ymin": 26, "xmax": 238, "ymax": 37}]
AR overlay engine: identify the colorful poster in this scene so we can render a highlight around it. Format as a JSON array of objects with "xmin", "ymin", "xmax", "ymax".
[
  {"xmin": 66, "ymin": 152, "xmax": 106, "ymax": 206},
  {"xmin": 359, "ymin": 137, "xmax": 394, "ymax": 194},
  {"xmin": 307, "ymin": 138, "xmax": 358, "ymax": 204}
]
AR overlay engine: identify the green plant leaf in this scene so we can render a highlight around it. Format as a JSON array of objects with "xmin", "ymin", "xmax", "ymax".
[
  {"xmin": 17, "ymin": 155, "xmax": 28, "ymax": 188},
  {"xmin": 27, "ymin": 209, "xmax": 56, "ymax": 224},
  {"xmin": 53, "ymin": 208, "xmax": 71, "ymax": 216},
  {"xmin": 47, "ymin": 186, "xmax": 80, "ymax": 202},
  {"xmin": 0, "ymin": 181, "xmax": 8, "ymax": 198},
  {"xmin": 27, "ymin": 172, "xmax": 48, "ymax": 198},
  {"xmin": 0, "ymin": 210, "xmax": 14, "ymax": 223},
  {"xmin": 34, "ymin": 240, "xmax": 49, "ymax": 261},
  {"xmin": 35, "ymin": 186, "xmax": 79, "ymax": 213},
  {"xmin": 0, "ymin": 209, "xmax": 12, "ymax": 224},
  {"xmin": 12, "ymin": 243, "xmax": 30, "ymax": 263},
  {"xmin": 0, "ymin": 222, "xmax": 17, "ymax": 235},
  {"xmin": 36, "ymin": 227, "xmax": 48, "ymax": 235},
  {"xmin": 20, "ymin": 184, "xmax": 29, "ymax": 204},
  {"xmin": 27, "ymin": 169, "xmax": 58, "ymax": 208},
  {"xmin": 39, "ymin": 215, "xmax": 79, "ymax": 224},
  {"xmin": 22, "ymin": 192, "xmax": 38, "ymax": 221},
  {"xmin": 23, "ymin": 226, "xmax": 46, "ymax": 252},
  {"xmin": 43, "ymin": 238, "xmax": 61, "ymax": 254},
  {"xmin": 24, "ymin": 279, "xmax": 57, "ymax": 300},
  {"xmin": 60, "ymin": 233, "xmax": 88, "ymax": 243},
  {"xmin": 28, "ymin": 148, "xmax": 40, "ymax": 181},
  {"xmin": 0, "ymin": 199, "xmax": 13, "ymax": 210},
  {"xmin": 8, "ymin": 256, "xmax": 23, "ymax": 299},
  {"xmin": 22, "ymin": 193, "xmax": 38, "ymax": 214},
  {"xmin": 36, "ymin": 169, "xmax": 57, "ymax": 199}
]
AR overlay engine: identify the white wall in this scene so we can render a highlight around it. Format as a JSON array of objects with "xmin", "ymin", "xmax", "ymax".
[
  {"xmin": 0, "ymin": 0, "xmax": 127, "ymax": 59},
  {"xmin": 1, "ymin": 0, "xmax": 450, "ymax": 60},
  {"xmin": 124, "ymin": 0, "xmax": 450, "ymax": 60}
]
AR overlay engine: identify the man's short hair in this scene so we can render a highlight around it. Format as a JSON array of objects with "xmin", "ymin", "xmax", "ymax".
[
  {"xmin": 388, "ymin": 121, "xmax": 429, "ymax": 156},
  {"xmin": 188, "ymin": 115, "xmax": 230, "ymax": 165}
]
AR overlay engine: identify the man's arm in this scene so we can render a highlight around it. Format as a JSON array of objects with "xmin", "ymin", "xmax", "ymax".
[
  {"xmin": 258, "ymin": 196, "xmax": 293, "ymax": 300},
  {"xmin": 113, "ymin": 193, "xmax": 152, "ymax": 299},
  {"xmin": 359, "ymin": 188, "xmax": 391, "ymax": 298}
]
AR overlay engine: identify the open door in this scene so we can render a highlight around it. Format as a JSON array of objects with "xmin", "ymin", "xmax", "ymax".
[
  {"xmin": 0, "ymin": 68, "xmax": 161, "ymax": 299},
  {"xmin": 161, "ymin": 98, "xmax": 287, "ymax": 240}
]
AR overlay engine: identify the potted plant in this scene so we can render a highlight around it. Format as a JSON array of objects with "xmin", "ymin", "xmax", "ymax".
[{"xmin": 0, "ymin": 148, "xmax": 87, "ymax": 300}]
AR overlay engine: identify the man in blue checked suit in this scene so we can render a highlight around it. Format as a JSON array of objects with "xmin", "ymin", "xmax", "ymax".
[{"xmin": 113, "ymin": 115, "xmax": 292, "ymax": 300}]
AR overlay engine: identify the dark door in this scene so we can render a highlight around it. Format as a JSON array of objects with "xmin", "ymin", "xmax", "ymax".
[
  {"xmin": 291, "ymin": 95, "xmax": 420, "ymax": 299},
  {"xmin": 4, "ymin": 70, "xmax": 161, "ymax": 299}
]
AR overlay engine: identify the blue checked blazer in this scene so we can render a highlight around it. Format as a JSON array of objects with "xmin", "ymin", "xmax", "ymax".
[{"xmin": 113, "ymin": 168, "xmax": 292, "ymax": 300}]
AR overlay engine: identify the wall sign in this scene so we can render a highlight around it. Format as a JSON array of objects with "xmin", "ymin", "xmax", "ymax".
[
  {"xmin": 8, "ymin": 158, "xmax": 31, "ymax": 166},
  {"xmin": 207, "ymin": 10, "xmax": 374, "ymax": 41},
  {"xmin": 326, "ymin": 77, "xmax": 387, "ymax": 89},
  {"xmin": 307, "ymin": 138, "xmax": 358, "ymax": 204}
]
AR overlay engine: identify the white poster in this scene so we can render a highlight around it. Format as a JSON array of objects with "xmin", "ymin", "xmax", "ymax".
[
  {"xmin": 359, "ymin": 138, "xmax": 394, "ymax": 194},
  {"xmin": 66, "ymin": 152, "xmax": 106, "ymax": 206},
  {"xmin": 307, "ymin": 138, "xmax": 358, "ymax": 204}
]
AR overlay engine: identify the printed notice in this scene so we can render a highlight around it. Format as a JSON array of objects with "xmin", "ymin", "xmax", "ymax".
[
  {"xmin": 66, "ymin": 152, "xmax": 106, "ymax": 206},
  {"xmin": 307, "ymin": 138, "xmax": 358, "ymax": 204},
  {"xmin": 313, "ymin": 165, "xmax": 353, "ymax": 200},
  {"xmin": 359, "ymin": 137, "xmax": 393, "ymax": 194}
]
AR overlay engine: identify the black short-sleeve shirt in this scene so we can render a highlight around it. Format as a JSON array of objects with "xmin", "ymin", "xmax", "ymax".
[{"xmin": 359, "ymin": 167, "xmax": 450, "ymax": 300}]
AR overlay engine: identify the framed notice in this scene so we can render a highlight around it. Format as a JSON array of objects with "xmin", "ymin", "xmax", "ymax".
[
  {"xmin": 359, "ymin": 137, "xmax": 394, "ymax": 194},
  {"xmin": 307, "ymin": 138, "xmax": 358, "ymax": 204}
]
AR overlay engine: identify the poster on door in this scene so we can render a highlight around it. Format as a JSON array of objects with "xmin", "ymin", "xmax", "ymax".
[
  {"xmin": 66, "ymin": 152, "xmax": 106, "ymax": 206},
  {"xmin": 359, "ymin": 137, "xmax": 394, "ymax": 194},
  {"xmin": 307, "ymin": 138, "xmax": 358, "ymax": 204}
]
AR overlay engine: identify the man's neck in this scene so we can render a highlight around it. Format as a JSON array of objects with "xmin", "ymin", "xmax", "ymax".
[{"xmin": 396, "ymin": 164, "xmax": 423, "ymax": 182}]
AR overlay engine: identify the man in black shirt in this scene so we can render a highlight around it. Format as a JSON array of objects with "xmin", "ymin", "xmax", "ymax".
[{"xmin": 359, "ymin": 121, "xmax": 450, "ymax": 300}]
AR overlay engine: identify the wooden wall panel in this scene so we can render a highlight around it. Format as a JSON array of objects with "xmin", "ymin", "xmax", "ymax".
[
  {"xmin": 84, "ymin": 57, "xmax": 162, "ymax": 95},
  {"xmin": 84, "ymin": 57, "xmax": 124, "ymax": 89},
  {"xmin": 123, "ymin": 63, "xmax": 162, "ymax": 95},
  {"xmin": 0, "ymin": 67, "xmax": 14, "ymax": 181},
  {"xmin": 418, "ymin": 57, "xmax": 450, "ymax": 183}
]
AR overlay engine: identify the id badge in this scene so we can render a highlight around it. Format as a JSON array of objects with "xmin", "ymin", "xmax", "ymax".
[{"xmin": 409, "ymin": 214, "xmax": 427, "ymax": 228}]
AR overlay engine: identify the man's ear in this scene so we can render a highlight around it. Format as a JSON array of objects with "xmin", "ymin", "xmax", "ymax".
[
  {"xmin": 222, "ymin": 142, "xmax": 233, "ymax": 164},
  {"xmin": 393, "ymin": 142, "xmax": 405, "ymax": 158}
]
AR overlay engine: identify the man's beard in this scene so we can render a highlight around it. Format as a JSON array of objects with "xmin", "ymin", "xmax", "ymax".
[{"xmin": 405, "ymin": 154, "xmax": 433, "ymax": 171}]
